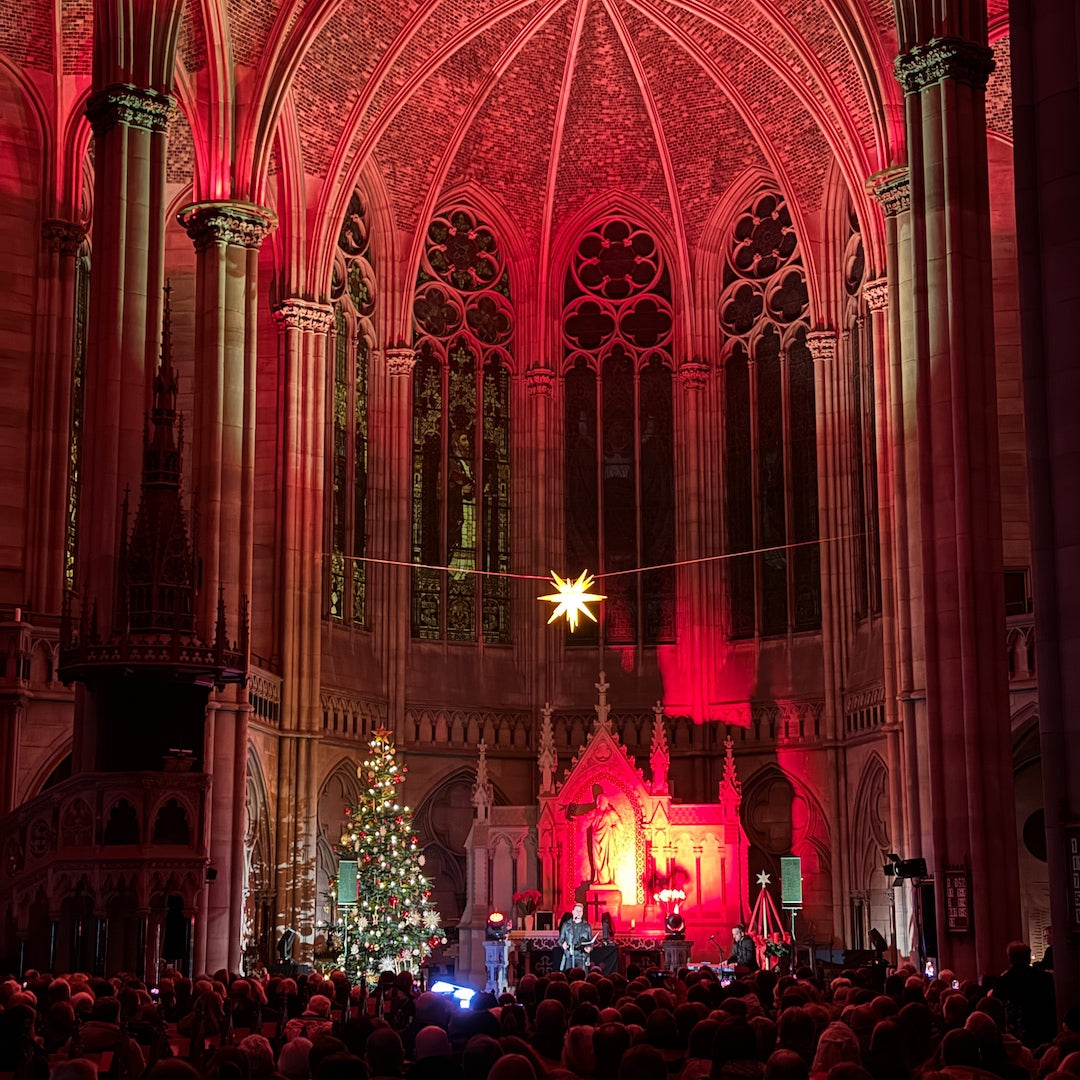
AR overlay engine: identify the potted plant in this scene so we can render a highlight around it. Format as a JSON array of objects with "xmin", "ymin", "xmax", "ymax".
[{"xmin": 513, "ymin": 889, "xmax": 542, "ymax": 931}]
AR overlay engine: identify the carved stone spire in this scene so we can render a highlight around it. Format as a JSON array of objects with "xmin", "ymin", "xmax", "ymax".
[
  {"xmin": 538, "ymin": 703, "xmax": 557, "ymax": 795},
  {"xmin": 472, "ymin": 740, "xmax": 493, "ymax": 821},
  {"xmin": 121, "ymin": 282, "xmax": 197, "ymax": 634},
  {"xmin": 650, "ymin": 701, "xmax": 670, "ymax": 795},
  {"xmin": 58, "ymin": 285, "xmax": 246, "ymax": 689},
  {"xmin": 594, "ymin": 671, "xmax": 612, "ymax": 733},
  {"xmin": 719, "ymin": 736, "xmax": 743, "ymax": 817}
]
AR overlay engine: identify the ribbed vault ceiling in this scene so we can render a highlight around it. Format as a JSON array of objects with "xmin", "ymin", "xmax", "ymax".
[{"xmin": 259, "ymin": 0, "xmax": 901, "ymax": 253}]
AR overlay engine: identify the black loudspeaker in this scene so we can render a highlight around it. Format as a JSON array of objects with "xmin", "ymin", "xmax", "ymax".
[
  {"xmin": 338, "ymin": 860, "xmax": 358, "ymax": 905},
  {"xmin": 536, "ymin": 910, "xmax": 553, "ymax": 931},
  {"xmin": 780, "ymin": 856, "xmax": 802, "ymax": 906}
]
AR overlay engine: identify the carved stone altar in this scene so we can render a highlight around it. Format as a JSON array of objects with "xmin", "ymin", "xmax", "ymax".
[{"xmin": 458, "ymin": 674, "xmax": 749, "ymax": 986}]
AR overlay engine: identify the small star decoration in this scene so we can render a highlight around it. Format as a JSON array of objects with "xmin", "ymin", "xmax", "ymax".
[
  {"xmin": 756, "ymin": 870, "xmax": 772, "ymax": 887},
  {"xmin": 537, "ymin": 570, "xmax": 606, "ymax": 632}
]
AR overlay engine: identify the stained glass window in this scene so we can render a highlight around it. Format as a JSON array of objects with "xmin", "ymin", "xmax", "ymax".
[
  {"xmin": 719, "ymin": 189, "xmax": 820, "ymax": 636},
  {"xmin": 65, "ymin": 246, "xmax": 90, "ymax": 593},
  {"xmin": 562, "ymin": 219, "xmax": 675, "ymax": 646},
  {"xmin": 327, "ymin": 188, "xmax": 374, "ymax": 625},
  {"xmin": 411, "ymin": 208, "xmax": 513, "ymax": 643}
]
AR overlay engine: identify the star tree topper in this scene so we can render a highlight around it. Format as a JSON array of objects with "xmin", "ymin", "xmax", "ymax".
[{"xmin": 538, "ymin": 570, "xmax": 606, "ymax": 632}]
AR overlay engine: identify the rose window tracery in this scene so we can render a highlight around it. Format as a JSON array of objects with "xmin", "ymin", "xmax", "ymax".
[
  {"xmin": 562, "ymin": 219, "xmax": 675, "ymax": 646},
  {"xmin": 412, "ymin": 208, "xmax": 513, "ymax": 644},
  {"xmin": 720, "ymin": 190, "xmax": 820, "ymax": 637},
  {"xmin": 327, "ymin": 187, "xmax": 376, "ymax": 626}
]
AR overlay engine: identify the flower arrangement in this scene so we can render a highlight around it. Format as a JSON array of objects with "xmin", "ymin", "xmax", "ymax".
[
  {"xmin": 513, "ymin": 889, "xmax": 542, "ymax": 917},
  {"xmin": 652, "ymin": 888, "xmax": 686, "ymax": 912}
]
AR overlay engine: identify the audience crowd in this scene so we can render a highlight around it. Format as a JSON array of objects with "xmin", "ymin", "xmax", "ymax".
[{"xmin": 0, "ymin": 940, "xmax": 1074, "ymax": 1080}]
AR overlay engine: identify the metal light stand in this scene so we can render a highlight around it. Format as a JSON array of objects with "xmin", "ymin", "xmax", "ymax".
[{"xmin": 785, "ymin": 907, "xmax": 801, "ymax": 972}]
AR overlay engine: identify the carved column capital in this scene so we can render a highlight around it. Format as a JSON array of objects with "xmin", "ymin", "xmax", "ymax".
[
  {"xmin": 805, "ymin": 329, "xmax": 838, "ymax": 365},
  {"xmin": 386, "ymin": 347, "xmax": 418, "ymax": 377},
  {"xmin": 86, "ymin": 84, "xmax": 173, "ymax": 135},
  {"xmin": 895, "ymin": 37, "xmax": 995, "ymax": 95},
  {"xmin": 272, "ymin": 299, "xmax": 334, "ymax": 334},
  {"xmin": 864, "ymin": 279, "xmax": 889, "ymax": 313},
  {"xmin": 178, "ymin": 201, "xmax": 277, "ymax": 252},
  {"xmin": 679, "ymin": 359, "xmax": 711, "ymax": 391},
  {"xmin": 525, "ymin": 367, "xmax": 555, "ymax": 396},
  {"xmin": 42, "ymin": 219, "xmax": 87, "ymax": 256},
  {"xmin": 868, "ymin": 169, "xmax": 911, "ymax": 217}
]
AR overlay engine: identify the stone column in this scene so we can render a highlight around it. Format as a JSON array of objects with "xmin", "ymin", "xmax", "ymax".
[
  {"xmin": 869, "ymin": 172, "xmax": 925, "ymax": 878},
  {"xmin": 1011, "ymin": 0, "xmax": 1080, "ymax": 1015},
  {"xmin": 863, "ymin": 276, "xmax": 912, "ymax": 949},
  {"xmin": 180, "ymin": 201, "xmax": 273, "ymax": 975},
  {"xmin": 79, "ymin": 85, "xmax": 173, "ymax": 629},
  {"xmin": 272, "ymin": 300, "xmax": 334, "ymax": 960},
  {"xmin": 676, "ymin": 360, "xmax": 710, "ymax": 722},
  {"xmin": 382, "ymin": 347, "xmax": 417, "ymax": 741},
  {"xmin": 806, "ymin": 329, "xmax": 848, "ymax": 939},
  {"xmin": 893, "ymin": 37, "xmax": 1020, "ymax": 974},
  {"xmin": 27, "ymin": 221, "xmax": 86, "ymax": 613},
  {"xmin": 806, "ymin": 331, "xmax": 841, "ymax": 737},
  {"xmin": 524, "ymin": 367, "xmax": 555, "ymax": 702}
]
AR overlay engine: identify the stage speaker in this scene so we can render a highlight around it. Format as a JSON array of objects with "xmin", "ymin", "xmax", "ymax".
[
  {"xmin": 780, "ymin": 856, "xmax": 803, "ymax": 906},
  {"xmin": 338, "ymin": 860, "xmax": 358, "ymax": 905},
  {"xmin": 536, "ymin": 910, "xmax": 553, "ymax": 931}
]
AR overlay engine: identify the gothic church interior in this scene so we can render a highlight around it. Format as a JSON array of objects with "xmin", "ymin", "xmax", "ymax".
[{"xmin": 0, "ymin": 0, "xmax": 1076, "ymax": 998}]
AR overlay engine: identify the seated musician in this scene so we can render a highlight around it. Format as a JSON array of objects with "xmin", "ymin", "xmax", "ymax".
[
  {"xmin": 728, "ymin": 923, "xmax": 759, "ymax": 972},
  {"xmin": 560, "ymin": 903, "xmax": 593, "ymax": 970}
]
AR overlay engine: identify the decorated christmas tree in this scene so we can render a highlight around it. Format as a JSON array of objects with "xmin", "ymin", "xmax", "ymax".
[{"xmin": 335, "ymin": 730, "xmax": 444, "ymax": 978}]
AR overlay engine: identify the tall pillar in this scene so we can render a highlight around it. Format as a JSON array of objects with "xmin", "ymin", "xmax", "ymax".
[
  {"xmin": 864, "ymin": 277, "xmax": 913, "ymax": 955},
  {"xmin": 79, "ymin": 84, "xmax": 174, "ymax": 629},
  {"xmin": 806, "ymin": 329, "xmax": 848, "ymax": 939},
  {"xmin": 676, "ymin": 361, "xmax": 710, "ymax": 723},
  {"xmin": 179, "ymin": 201, "xmax": 273, "ymax": 975},
  {"xmin": 869, "ymin": 172, "xmax": 926, "ymax": 880},
  {"xmin": 892, "ymin": 37, "xmax": 1020, "ymax": 974},
  {"xmin": 1011, "ymin": 0, "xmax": 1080, "ymax": 1015},
  {"xmin": 383, "ymin": 347, "xmax": 417, "ymax": 741},
  {"xmin": 272, "ymin": 300, "xmax": 333, "ymax": 958},
  {"xmin": 27, "ymin": 221, "xmax": 86, "ymax": 613},
  {"xmin": 524, "ymin": 367, "xmax": 555, "ymax": 704}
]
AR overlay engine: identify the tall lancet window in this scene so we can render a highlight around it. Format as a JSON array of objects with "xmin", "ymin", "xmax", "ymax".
[
  {"xmin": 327, "ymin": 188, "xmax": 375, "ymax": 625},
  {"xmin": 411, "ymin": 208, "xmax": 513, "ymax": 643},
  {"xmin": 65, "ymin": 243, "xmax": 90, "ymax": 592},
  {"xmin": 720, "ymin": 189, "xmax": 820, "ymax": 637},
  {"xmin": 562, "ymin": 219, "xmax": 676, "ymax": 646},
  {"xmin": 844, "ymin": 206, "xmax": 881, "ymax": 619}
]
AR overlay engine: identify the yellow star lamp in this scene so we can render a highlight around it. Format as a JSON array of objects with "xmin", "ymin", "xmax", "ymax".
[{"xmin": 538, "ymin": 570, "xmax": 606, "ymax": 632}]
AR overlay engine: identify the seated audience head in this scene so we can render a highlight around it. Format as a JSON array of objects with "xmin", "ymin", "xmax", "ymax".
[
  {"xmin": 620, "ymin": 1044, "xmax": 668, "ymax": 1080},
  {"xmin": 765, "ymin": 1049, "xmax": 810, "ymax": 1080},
  {"xmin": 365, "ymin": 1026, "xmax": 404, "ymax": 1077},
  {"xmin": 939, "ymin": 1028, "xmax": 981, "ymax": 1068}
]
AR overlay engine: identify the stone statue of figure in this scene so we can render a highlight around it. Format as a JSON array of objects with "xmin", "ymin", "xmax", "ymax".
[{"xmin": 586, "ymin": 792, "xmax": 621, "ymax": 885}]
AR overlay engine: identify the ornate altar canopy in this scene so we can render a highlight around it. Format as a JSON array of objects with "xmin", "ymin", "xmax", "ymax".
[{"xmin": 460, "ymin": 673, "xmax": 750, "ymax": 982}]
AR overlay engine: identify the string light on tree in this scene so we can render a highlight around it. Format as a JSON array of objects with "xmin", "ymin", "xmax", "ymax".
[
  {"xmin": 537, "ymin": 569, "xmax": 606, "ymax": 631},
  {"xmin": 334, "ymin": 729, "xmax": 445, "ymax": 978}
]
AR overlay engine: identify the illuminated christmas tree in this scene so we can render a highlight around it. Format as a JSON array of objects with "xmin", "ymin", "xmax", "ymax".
[{"xmin": 335, "ymin": 730, "xmax": 444, "ymax": 978}]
